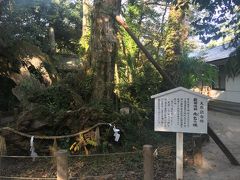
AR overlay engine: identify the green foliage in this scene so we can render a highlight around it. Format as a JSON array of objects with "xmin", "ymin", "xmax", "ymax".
[
  {"xmin": 48, "ymin": 0, "xmax": 82, "ymax": 53},
  {"xmin": 176, "ymin": 55, "xmax": 218, "ymax": 87},
  {"xmin": 29, "ymin": 85, "xmax": 83, "ymax": 113},
  {"xmin": 79, "ymin": 31, "xmax": 90, "ymax": 55},
  {"xmin": 0, "ymin": 0, "xmax": 82, "ymax": 54},
  {"xmin": 12, "ymin": 75, "xmax": 46, "ymax": 107},
  {"xmin": 191, "ymin": 0, "xmax": 239, "ymax": 46},
  {"xmin": 12, "ymin": 72, "xmax": 87, "ymax": 112},
  {"xmin": 119, "ymin": 63, "xmax": 162, "ymax": 108},
  {"xmin": 60, "ymin": 71, "xmax": 93, "ymax": 102},
  {"xmin": 164, "ymin": 0, "xmax": 187, "ymax": 62},
  {"xmin": 115, "ymin": 111, "xmax": 175, "ymax": 151},
  {"xmin": 0, "ymin": 0, "xmax": 82, "ymax": 83},
  {"xmin": 86, "ymin": 139, "xmax": 97, "ymax": 147},
  {"xmin": 18, "ymin": 76, "xmax": 45, "ymax": 95},
  {"xmin": 0, "ymin": 0, "xmax": 224, "ymax": 154}
]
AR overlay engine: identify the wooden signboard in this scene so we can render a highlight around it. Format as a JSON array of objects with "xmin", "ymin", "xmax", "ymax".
[
  {"xmin": 151, "ymin": 87, "xmax": 208, "ymax": 180},
  {"xmin": 151, "ymin": 87, "xmax": 208, "ymax": 134}
]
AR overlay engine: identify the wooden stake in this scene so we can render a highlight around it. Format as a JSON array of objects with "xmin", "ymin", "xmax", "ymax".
[
  {"xmin": 0, "ymin": 136, "xmax": 7, "ymax": 156},
  {"xmin": 56, "ymin": 150, "xmax": 68, "ymax": 180},
  {"xmin": 143, "ymin": 145, "xmax": 154, "ymax": 180},
  {"xmin": 0, "ymin": 136, "xmax": 6, "ymax": 171},
  {"xmin": 176, "ymin": 133, "xmax": 183, "ymax": 180},
  {"xmin": 50, "ymin": 138, "xmax": 58, "ymax": 165},
  {"xmin": 95, "ymin": 127, "xmax": 100, "ymax": 146}
]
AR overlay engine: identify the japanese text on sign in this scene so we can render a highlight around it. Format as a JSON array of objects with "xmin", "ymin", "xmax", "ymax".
[{"xmin": 153, "ymin": 89, "xmax": 208, "ymax": 134}]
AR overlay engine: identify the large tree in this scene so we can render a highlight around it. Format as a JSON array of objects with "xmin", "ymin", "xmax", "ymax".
[
  {"xmin": 161, "ymin": 0, "xmax": 189, "ymax": 87},
  {"xmin": 164, "ymin": 0, "xmax": 188, "ymax": 62},
  {"xmin": 79, "ymin": 0, "xmax": 91, "ymax": 69},
  {"xmin": 90, "ymin": 0, "xmax": 121, "ymax": 102}
]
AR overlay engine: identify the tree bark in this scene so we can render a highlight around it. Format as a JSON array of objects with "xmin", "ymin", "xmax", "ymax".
[
  {"xmin": 80, "ymin": 0, "xmax": 91, "ymax": 70},
  {"xmin": 163, "ymin": 0, "xmax": 188, "ymax": 86},
  {"xmin": 82, "ymin": 0, "xmax": 91, "ymax": 38},
  {"xmin": 164, "ymin": 0, "xmax": 188, "ymax": 62},
  {"xmin": 90, "ymin": 0, "xmax": 121, "ymax": 101}
]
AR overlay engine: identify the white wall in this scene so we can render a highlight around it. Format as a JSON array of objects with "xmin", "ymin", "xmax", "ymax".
[
  {"xmin": 210, "ymin": 75, "xmax": 240, "ymax": 103},
  {"xmin": 226, "ymin": 75, "xmax": 240, "ymax": 91}
]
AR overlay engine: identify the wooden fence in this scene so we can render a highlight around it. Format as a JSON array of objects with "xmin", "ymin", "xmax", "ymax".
[
  {"xmin": 0, "ymin": 145, "xmax": 177, "ymax": 180},
  {"xmin": 56, "ymin": 146, "xmax": 153, "ymax": 180},
  {"xmin": 0, "ymin": 139, "xmax": 208, "ymax": 180}
]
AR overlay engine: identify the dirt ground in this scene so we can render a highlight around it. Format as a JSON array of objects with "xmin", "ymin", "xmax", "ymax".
[
  {"xmin": 0, "ymin": 152, "xmax": 177, "ymax": 179},
  {"xmin": 185, "ymin": 110, "xmax": 240, "ymax": 180}
]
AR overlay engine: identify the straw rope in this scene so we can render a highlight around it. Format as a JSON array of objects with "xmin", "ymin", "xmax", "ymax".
[{"xmin": 0, "ymin": 123, "xmax": 111, "ymax": 140}]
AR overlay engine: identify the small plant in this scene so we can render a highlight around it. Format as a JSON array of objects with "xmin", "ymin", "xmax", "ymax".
[
  {"xmin": 12, "ymin": 75, "xmax": 46, "ymax": 108},
  {"xmin": 70, "ymin": 132, "xmax": 97, "ymax": 155}
]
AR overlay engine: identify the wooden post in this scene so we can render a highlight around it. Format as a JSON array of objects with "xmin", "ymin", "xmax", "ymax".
[
  {"xmin": 0, "ymin": 136, "xmax": 6, "ymax": 172},
  {"xmin": 176, "ymin": 132, "xmax": 183, "ymax": 180},
  {"xmin": 56, "ymin": 150, "xmax": 68, "ymax": 180},
  {"xmin": 95, "ymin": 127, "xmax": 100, "ymax": 146},
  {"xmin": 143, "ymin": 145, "xmax": 154, "ymax": 180},
  {"xmin": 0, "ymin": 136, "xmax": 7, "ymax": 156}
]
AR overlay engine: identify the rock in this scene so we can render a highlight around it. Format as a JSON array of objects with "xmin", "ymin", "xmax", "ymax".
[
  {"xmin": 17, "ymin": 105, "xmax": 51, "ymax": 132},
  {"xmin": 0, "ymin": 116, "xmax": 15, "ymax": 126},
  {"xmin": 120, "ymin": 107, "xmax": 130, "ymax": 115},
  {"xmin": 31, "ymin": 120, "xmax": 48, "ymax": 130}
]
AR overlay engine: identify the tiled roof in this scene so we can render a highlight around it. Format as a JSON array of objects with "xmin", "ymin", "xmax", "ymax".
[
  {"xmin": 203, "ymin": 45, "xmax": 236, "ymax": 62},
  {"xmin": 189, "ymin": 44, "xmax": 236, "ymax": 62}
]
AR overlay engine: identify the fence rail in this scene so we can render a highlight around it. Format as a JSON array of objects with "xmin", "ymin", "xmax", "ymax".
[
  {"xmin": 0, "ymin": 146, "xmax": 177, "ymax": 180},
  {"xmin": 0, "ymin": 151, "xmax": 142, "ymax": 158}
]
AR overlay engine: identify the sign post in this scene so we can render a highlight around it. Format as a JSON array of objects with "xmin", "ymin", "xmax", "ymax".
[
  {"xmin": 176, "ymin": 132, "xmax": 183, "ymax": 180},
  {"xmin": 151, "ymin": 87, "xmax": 208, "ymax": 179}
]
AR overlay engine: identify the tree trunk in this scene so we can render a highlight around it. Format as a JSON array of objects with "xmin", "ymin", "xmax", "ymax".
[
  {"xmin": 82, "ymin": 0, "xmax": 91, "ymax": 38},
  {"xmin": 90, "ymin": 0, "xmax": 121, "ymax": 101},
  {"xmin": 163, "ymin": 0, "xmax": 188, "ymax": 86},
  {"xmin": 80, "ymin": 0, "xmax": 91, "ymax": 70},
  {"xmin": 164, "ymin": 0, "xmax": 188, "ymax": 62}
]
